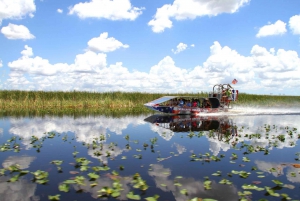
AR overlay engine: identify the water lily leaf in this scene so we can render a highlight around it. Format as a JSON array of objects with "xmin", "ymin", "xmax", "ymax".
[
  {"xmin": 51, "ymin": 160, "xmax": 63, "ymax": 166},
  {"xmin": 242, "ymin": 184, "xmax": 264, "ymax": 191},
  {"xmin": 238, "ymin": 191, "xmax": 252, "ymax": 196},
  {"xmin": 63, "ymin": 179, "xmax": 77, "ymax": 184},
  {"xmin": 111, "ymin": 191, "xmax": 120, "ymax": 198},
  {"xmin": 69, "ymin": 171, "xmax": 79, "ymax": 175},
  {"xmin": 88, "ymin": 172, "xmax": 99, "ymax": 179},
  {"xmin": 31, "ymin": 170, "xmax": 48, "ymax": 180},
  {"xmin": 74, "ymin": 176, "xmax": 86, "ymax": 185},
  {"xmin": 19, "ymin": 170, "xmax": 29, "ymax": 175},
  {"xmin": 126, "ymin": 192, "xmax": 141, "ymax": 200},
  {"xmin": 180, "ymin": 189, "xmax": 188, "ymax": 195},
  {"xmin": 0, "ymin": 168, "xmax": 6, "ymax": 175},
  {"xmin": 212, "ymin": 171, "xmax": 221, "ymax": 176},
  {"xmin": 242, "ymin": 157, "xmax": 250, "ymax": 162},
  {"xmin": 272, "ymin": 179, "xmax": 283, "ymax": 186},
  {"xmin": 219, "ymin": 179, "xmax": 232, "ymax": 185},
  {"xmin": 90, "ymin": 182, "xmax": 98, "ymax": 187},
  {"xmin": 7, "ymin": 164, "xmax": 21, "ymax": 172},
  {"xmin": 145, "ymin": 195, "xmax": 160, "ymax": 201},
  {"xmin": 189, "ymin": 198, "xmax": 200, "ymax": 201},
  {"xmin": 281, "ymin": 193, "xmax": 291, "ymax": 200},
  {"xmin": 8, "ymin": 174, "xmax": 20, "ymax": 182},
  {"xmin": 174, "ymin": 182, "xmax": 182, "ymax": 186},
  {"xmin": 48, "ymin": 194, "xmax": 60, "ymax": 201},
  {"xmin": 160, "ymin": 184, "xmax": 167, "ymax": 187},
  {"xmin": 121, "ymin": 156, "xmax": 127, "ymax": 159},
  {"xmin": 202, "ymin": 199, "xmax": 218, "ymax": 201},
  {"xmin": 36, "ymin": 179, "xmax": 49, "ymax": 184},
  {"xmin": 257, "ymin": 175, "xmax": 265, "ymax": 178},
  {"xmin": 204, "ymin": 180, "xmax": 212, "ymax": 185},
  {"xmin": 112, "ymin": 170, "xmax": 119, "ymax": 176},
  {"xmin": 80, "ymin": 165, "xmax": 89, "ymax": 171},
  {"xmin": 58, "ymin": 183, "xmax": 69, "ymax": 192},
  {"xmin": 265, "ymin": 187, "xmax": 280, "ymax": 197},
  {"xmin": 239, "ymin": 171, "xmax": 251, "ymax": 178}
]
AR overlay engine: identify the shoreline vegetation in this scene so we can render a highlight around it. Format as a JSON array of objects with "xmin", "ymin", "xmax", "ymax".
[{"xmin": 1, "ymin": 90, "xmax": 300, "ymax": 117}]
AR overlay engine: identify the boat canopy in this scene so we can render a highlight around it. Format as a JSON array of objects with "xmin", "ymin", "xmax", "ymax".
[
  {"xmin": 145, "ymin": 96, "xmax": 206, "ymax": 105},
  {"xmin": 146, "ymin": 96, "xmax": 177, "ymax": 105}
]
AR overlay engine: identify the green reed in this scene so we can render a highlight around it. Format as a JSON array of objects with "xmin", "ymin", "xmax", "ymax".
[
  {"xmin": 0, "ymin": 90, "xmax": 300, "ymax": 116},
  {"xmin": 236, "ymin": 93, "xmax": 300, "ymax": 107}
]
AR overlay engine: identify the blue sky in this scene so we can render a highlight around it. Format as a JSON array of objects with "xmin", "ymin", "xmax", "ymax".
[{"xmin": 0, "ymin": 0, "xmax": 300, "ymax": 95}]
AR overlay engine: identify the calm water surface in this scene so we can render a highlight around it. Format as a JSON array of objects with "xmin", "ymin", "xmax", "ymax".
[{"xmin": 0, "ymin": 112, "xmax": 300, "ymax": 201}]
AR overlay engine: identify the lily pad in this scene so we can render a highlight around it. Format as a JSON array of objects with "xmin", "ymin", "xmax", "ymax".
[{"xmin": 126, "ymin": 192, "xmax": 141, "ymax": 200}]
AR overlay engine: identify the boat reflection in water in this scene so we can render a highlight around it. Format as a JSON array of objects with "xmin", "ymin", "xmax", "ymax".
[{"xmin": 144, "ymin": 114, "xmax": 237, "ymax": 139}]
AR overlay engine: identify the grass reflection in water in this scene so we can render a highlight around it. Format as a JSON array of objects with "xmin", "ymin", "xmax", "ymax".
[{"xmin": 0, "ymin": 114, "xmax": 300, "ymax": 201}]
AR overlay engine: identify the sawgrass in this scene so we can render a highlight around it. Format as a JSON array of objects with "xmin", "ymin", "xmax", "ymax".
[{"xmin": 0, "ymin": 90, "xmax": 299, "ymax": 116}]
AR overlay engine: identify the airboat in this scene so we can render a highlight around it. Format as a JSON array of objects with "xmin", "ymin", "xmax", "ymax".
[
  {"xmin": 144, "ymin": 84, "xmax": 238, "ymax": 115},
  {"xmin": 144, "ymin": 114, "xmax": 237, "ymax": 137}
]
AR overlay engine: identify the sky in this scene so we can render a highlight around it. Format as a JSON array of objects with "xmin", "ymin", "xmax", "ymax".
[{"xmin": 0, "ymin": 0, "xmax": 300, "ymax": 95}]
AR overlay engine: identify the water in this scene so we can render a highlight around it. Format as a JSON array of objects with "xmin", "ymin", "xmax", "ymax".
[{"xmin": 0, "ymin": 111, "xmax": 300, "ymax": 201}]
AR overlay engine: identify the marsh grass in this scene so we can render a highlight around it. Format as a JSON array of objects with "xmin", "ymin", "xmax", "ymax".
[
  {"xmin": 0, "ymin": 90, "xmax": 300, "ymax": 116},
  {"xmin": 236, "ymin": 93, "xmax": 300, "ymax": 107}
]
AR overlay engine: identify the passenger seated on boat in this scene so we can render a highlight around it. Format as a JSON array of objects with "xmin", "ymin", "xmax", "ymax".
[
  {"xmin": 206, "ymin": 101, "xmax": 211, "ymax": 108},
  {"xmin": 173, "ymin": 98, "xmax": 179, "ymax": 106},
  {"xmin": 178, "ymin": 99, "xmax": 184, "ymax": 107},
  {"xmin": 192, "ymin": 100, "xmax": 197, "ymax": 107},
  {"xmin": 186, "ymin": 100, "xmax": 192, "ymax": 107},
  {"xmin": 203, "ymin": 99, "xmax": 211, "ymax": 108}
]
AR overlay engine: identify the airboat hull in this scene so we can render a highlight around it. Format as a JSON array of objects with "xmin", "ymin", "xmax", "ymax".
[
  {"xmin": 144, "ymin": 84, "xmax": 238, "ymax": 115},
  {"xmin": 144, "ymin": 105, "xmax": 224, "ymax": 114}
]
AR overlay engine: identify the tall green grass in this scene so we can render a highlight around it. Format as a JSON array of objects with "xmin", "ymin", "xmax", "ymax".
[
  {"xmin": 236, "ymin": 93, "xmax": 300, "ymax": 107},
  {"xmin": 0, "ymin": 90, "xmax": 299, "ymax": 117}
]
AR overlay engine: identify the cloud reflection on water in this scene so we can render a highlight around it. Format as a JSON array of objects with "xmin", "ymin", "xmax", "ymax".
[
  {"xmin": 148, "ymin": 164, "xmax": 239, "ymax": 201},
  {"xmin": 6, "ymin": 114, "xmax": 300, "ymax": 157},
  {"xmin": 1, "ymin": 114, "xmax": 300, "ymax": 200}
]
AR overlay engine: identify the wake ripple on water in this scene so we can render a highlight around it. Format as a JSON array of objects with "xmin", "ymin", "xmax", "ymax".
[
  {"xmin": 228, "ymin": 106, "xmax": 300, "ymax": 116},
  {"xmin": 194, "ymin": 106, "xmax": 300, "ymax": 116}
]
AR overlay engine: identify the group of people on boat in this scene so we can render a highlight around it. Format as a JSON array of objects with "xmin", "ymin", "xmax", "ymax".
[{"xmin": 164, "ymin": 98, "xmax": 211, "ymax": 108}]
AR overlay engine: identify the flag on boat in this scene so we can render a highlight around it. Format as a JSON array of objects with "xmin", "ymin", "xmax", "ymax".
[{"xmin": 232, "ymin": 79, "xmax": 238, "ymax": 84}]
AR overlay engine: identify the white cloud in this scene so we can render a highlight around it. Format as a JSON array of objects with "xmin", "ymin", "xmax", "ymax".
[
  {"xmin": 289, "ymin": 15, "xmax": 300, "ymax": 35},
  {"xmin": 0, "ymin": 59, "xmax": 2, "ymax": 68},
  {"xmin": 87, "ymin": 32, "xmax": 129, "ymax": 52},
  {"xmin": 72, "ymin": 51, "xmax": 107, "ymax": 72},
  {"xmin": 8, "ymin": 47, "xmax": 108, "ymax": 77},
  {"xmin": 0, "ymin": 0, "xmax": 36, "ymax": 25},
  {"xmin": 57, "ymin": 9, "xmax": 63, "ymax": 13},
  {"xmin": 4, "ymin": 42, "xmax": 300, "ymax": 94},
  {"xmin": 191, "ymin": 44, "xmax": 195, "ymax": 47},
  {"xmin": 21, "ymin": 45, "xmax": 33, "ymax": 57},
  {"xmin": 148, "ymin": 0, "xmax": 249, "ymax": 33},
  {"xmin": 1, "ymin": 23, "xmax": 35, "ymax": 40},
  {"xmin": 256, "ymin": 20, "xmax": 287, "ymax": 38},
  {"xmin": 172, "ymin": 42, "xmax": 188, "ymax": 54},
  {"xmin": 68, "ymin": 0, "xmax": 143, "ymax": 21}
]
